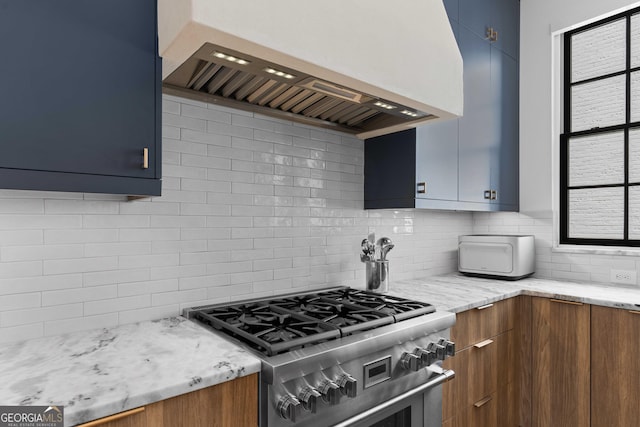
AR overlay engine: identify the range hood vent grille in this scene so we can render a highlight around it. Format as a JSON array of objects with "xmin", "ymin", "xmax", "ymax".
[{"xmin": 163, "ymin": 43, "xmax": 432, "ymax": 136}]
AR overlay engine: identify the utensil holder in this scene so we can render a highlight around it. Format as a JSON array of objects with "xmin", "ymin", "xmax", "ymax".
[{"xmin": 366, "ymin": 260, "xmax": 389, "ymax": 293}]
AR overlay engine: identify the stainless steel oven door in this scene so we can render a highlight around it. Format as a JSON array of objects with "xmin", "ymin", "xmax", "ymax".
[{"xmin": 332, "ymin": 369, "xmax": 454, "ymax": 427}]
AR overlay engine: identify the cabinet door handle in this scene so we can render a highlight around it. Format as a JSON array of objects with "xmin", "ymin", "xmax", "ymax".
[
  {"xmin": 629, "ymin": 310, "xmax": 640, "ymax": 315},
  {"xmin": 490, "ymin": 190, "xmax": 497, "ymax": 200},
  {"xmin": 474, "ymin": 395, "xmax": 492, "ymax": 408},
  {"xmin": 476, "ymin": 303, "xmax": 494, "ymax": 310},
  {"xmin": 78, "ymin": 407, "xmax": 145, "ymax": 427},
  {"xmin": 142, "ymin": 147, "xmax": 149, "ymax": 169},
  {"xmin": 473, "ymin": 339, "xmax": 494, "ymax": 348},
  {"xmin": 485, "ymin": 27, "xmax": 498, "ymax": 42},
  {"xmin": 417, "ymin": 182, "xmax": 426, "ymax": 194},
  {"xmin": 484, "ymin": 190, "xmax": 491, "ymax": 200},
  {"xmin": 550, "ymin": 299, "xmax": 583, "ymax": 306}
]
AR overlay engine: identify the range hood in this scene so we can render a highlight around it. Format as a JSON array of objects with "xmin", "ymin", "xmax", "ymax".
[{"xmin": 159, "ymin": 0, "xmax": 463, "ymax": 139}]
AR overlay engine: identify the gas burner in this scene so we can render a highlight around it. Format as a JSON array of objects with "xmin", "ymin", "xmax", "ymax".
[
  {"xmin": 188, "ymin": 287, "xmax": 434, "ymax": 356},
  {"xmin": 317, "ymin": 288, "xmax": 435, "ymax": 321}
]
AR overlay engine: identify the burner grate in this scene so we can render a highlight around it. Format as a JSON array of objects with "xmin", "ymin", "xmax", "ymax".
[{"xmin": 188, "ymin": 287, "xmax": 435, "ymax": 356}]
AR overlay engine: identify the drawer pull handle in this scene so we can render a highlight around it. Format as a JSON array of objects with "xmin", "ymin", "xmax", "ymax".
[
  {"xmin": 629, "ymin": 310, "xmax": 640, "ymax": 315},
  {"xmin": 474, "ymin": 396, "xmax": 492, "ymax": 408},
  {"xmin": 473, "ymin": 339, "xmax": 494, "ymax": 348},
  {"xmin": 550, "ymin": 299, "xmax": 583, "ymax": 306},
  {"xmin": 417, "ymin": 182, "xmax": 426, "ymax": 194},
  {"xmin": 476, "ymin": 303, "xmax": 494, "ymax": 310},
  {"xmin": 79, "ymin": 407, "xmax": 145, "ymax": 426},
  {"xmin": 142, "ymin": 147, "xmax": 149, "ymax": 169}
]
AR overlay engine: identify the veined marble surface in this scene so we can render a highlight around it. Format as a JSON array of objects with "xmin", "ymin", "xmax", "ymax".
[
  {"xmin": 388, "ymin": 273, "xmax": 640, "ymax": 312},
  {"xmin": 0, "ymin": 316, "xmax": 261, "ymax": 426},
  {"xmin": 2, "ymin": 274, "xmax": 640, "ymax": 426}
]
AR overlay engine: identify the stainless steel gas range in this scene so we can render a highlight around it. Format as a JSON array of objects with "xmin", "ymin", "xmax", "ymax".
[{"xmin": 184, "ymin": 287, "xmax": 455, "ymax": 427}]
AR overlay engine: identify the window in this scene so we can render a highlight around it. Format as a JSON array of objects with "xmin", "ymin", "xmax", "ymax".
[{"xmin": 561, "ymin": 7, "xmax": 640, "ymax": 246}]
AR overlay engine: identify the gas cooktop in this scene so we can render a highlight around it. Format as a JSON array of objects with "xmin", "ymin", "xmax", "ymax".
[{"xmin": 187, "ymin": 287, "xmax": 435, "ymax": 356}]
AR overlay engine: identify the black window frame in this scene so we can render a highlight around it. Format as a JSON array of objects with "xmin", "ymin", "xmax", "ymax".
[{"xmin": 561, "ymin": 6, "xmax": 640, "ymax": 246}]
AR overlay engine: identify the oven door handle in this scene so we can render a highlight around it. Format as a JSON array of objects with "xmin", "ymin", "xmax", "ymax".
[{"xmin": 331, "ymin": 369, "xmax": 455, "ymax": 427}]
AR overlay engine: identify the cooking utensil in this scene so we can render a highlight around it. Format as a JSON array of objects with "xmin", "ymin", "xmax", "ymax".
[{"xmin": 377, "ymin": 237, "xmax": 394, "ymax": 261}]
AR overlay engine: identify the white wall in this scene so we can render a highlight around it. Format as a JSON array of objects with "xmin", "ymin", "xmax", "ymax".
[
  {"xmin": 481, "ymin": 0, "xmax": 640, "ymax": 284},
  {"xmin": 0, "ymin": 94, "xmax": 472, "ymax": 344}
]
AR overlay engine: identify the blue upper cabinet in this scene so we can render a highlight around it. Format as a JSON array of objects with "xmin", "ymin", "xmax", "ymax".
[
  {"xmin": 364, "ymin": 0, "xmax": 519, "ymax": 212},
  {"xmin": 0, "ymin": 0, "xmax": 161, "ymax": 196}
]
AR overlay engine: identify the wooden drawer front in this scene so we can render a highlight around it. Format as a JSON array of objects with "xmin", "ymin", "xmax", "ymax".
[
  {"xmin": 443, "ymin": 331, "xmax": 512, "ymax": 419},
  {"xmin": 591, "ymin": 306, "xmax": 640, "ymax": 427},
  {"xmin": 532, "ymin": 298, "xmax": 589, "ymax": 427},
  {"xmin": 447, "ymin": 391, "xmax": 498, "ymax": 427},
  {"xmin": 451, "ymin": 298, "xmax": 515, "ymax": 350}
]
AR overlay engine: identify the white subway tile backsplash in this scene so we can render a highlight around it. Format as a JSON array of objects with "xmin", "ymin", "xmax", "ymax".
[
  {"xmin": 0, "ymin": 230, "xmax": 44, "ymax": 246},
  {"xmin": 44, "ymin": 257, "xmax": 117, "ymax": 275},
  {"xmin": 118, "ymin": 279, "xmax": 179, "ymax": 297},
  {"xmin": 0, "ymin": 293, "xmax": 41, "ymax": 311},
  {"xmin": 2, "ymin": 244, "xmax": 84, "ymax": 262},
  {"xmin": 0, "ymin": 323, "xmax": 43, "ymax": 344},
  {"xmin": 0, "ymin": 199, "xmax": 44, "ymax": 214},
  {"xmin": 89, "ymin": 270, "xmax": 142, "ymax": 289},
  {"xmin": 118, "ymin": 304, "xmax": 179, "ymax": 324},
  {"xmin": 84, "ymin": 294, "xmax": 151, "ymax": 316},
  {"xmin": 151, "ymin": 289, "xmax": 207, "ymax": 306},
  {"xmin": 0, "ymin": 94, "xmax": 474, "ymax": 343},
  {"xmin": 0, "ymin": 215, "xmax": 82, "ymax": 230},
  {"xmin": 42, "ymin": 285, "xmax": 117, "ymax": 306},
  {"xmin": 1, "ymin": 303, "xmax": 83, "ymax": 327},
  {"xmin": 182, "ymin": 104, "xmax": 231, "ymax": 124}
]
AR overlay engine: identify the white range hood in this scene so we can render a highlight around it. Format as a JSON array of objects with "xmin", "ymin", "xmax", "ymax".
[{"xmin": 158, "ymin": 0, "xmax": 463, "ymax": 139}]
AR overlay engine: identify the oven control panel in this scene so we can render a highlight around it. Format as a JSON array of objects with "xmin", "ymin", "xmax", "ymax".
[{"xmin": 273, "ymin": 335, "xmax": 455, "ymax": 423}]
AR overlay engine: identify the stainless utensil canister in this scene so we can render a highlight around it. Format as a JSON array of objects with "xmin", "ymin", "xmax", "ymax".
[{"xmin": 366, "ymin": 260, "xmax": 389, "ymax": 293}]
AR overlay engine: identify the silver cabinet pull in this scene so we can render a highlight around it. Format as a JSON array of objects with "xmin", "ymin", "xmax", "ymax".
[
  {"xmin": 417, "ymin": 182, "xmax": 426, "ymax": 194},
  {"xmin": 476, "ymin": 303, "xmax": 494, "ymax": 310},
  {"xmin": 473, "ymin": 339, "xmax": 494, "ymax": 349},
  {"xmin": 490, "ymin": 190, "xmax": 497, "ymax": 200},
  {"xmin": 142, "ymin": 147, "xmax": 149, "ymax": 169},
  {"xmin": 484, "ymin": 190, "xmax": 491, "ymax": 200}
]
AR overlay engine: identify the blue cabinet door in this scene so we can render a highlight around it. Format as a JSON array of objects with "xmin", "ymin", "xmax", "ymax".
[
  {"xmin": 458, "ymin": 27, "xmax": 493, "ymax": 204},
  {"xmin": 0, "ymin": 0, "xmax": 159, "ymax": 179},
  {"xmin": 415, "ymin": 120, "xmax": 459, "ymax": 201},
  {"xmin": 459, "ymin": 0, "xmax": 491, "ymax": 40},
  {"xmin": 490, "ymin": 47, "xmax": 519, "ymax": 208},
  {"xmin": 492, "ymin": 0, "xmax": 520, "ymax": 59}
]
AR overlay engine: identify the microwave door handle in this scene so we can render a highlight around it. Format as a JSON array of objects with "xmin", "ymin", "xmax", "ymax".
[{"xmin": 330, "ymin": 369, "xmax": 455, "ymax": 427}]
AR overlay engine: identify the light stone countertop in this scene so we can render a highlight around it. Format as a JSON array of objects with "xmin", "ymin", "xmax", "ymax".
[
  {"xmin": 387, "ymin": 273, "xmax": 640, "ymax": 313},
  {"xmin": 2, "ymin": 274, "xmax": 640, "ymax": 427},
  {"xmin": 0, "ymin": 316, "xmax": 261, "ymax": 426}
]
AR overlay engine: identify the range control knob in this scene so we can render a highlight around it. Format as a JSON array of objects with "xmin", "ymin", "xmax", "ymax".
[
  {"xmin": 318, "ymin": 379, "xmax": 341, "ymax": 405},
  {"xmin": 336, "ymin": 373, "xmax": 358, "ymax": 398},
  {"xmin": 400, "ymin": 351, "xmax": 421, "ymax": 371},
  {"xmin": 298, "ymin": 386, "xmax": 321, "ymax": 413},
  {"xmin": 414, "ymin": 347, "xmax": 437, "ymax": 366},
  {"xmin": 438, "ymin": 338, "xmax": 456, "ymax": 357},
  {"xmin": 427, "ymin": 342, "xmax": 447, "ymax": 361},
  {"xmin": 277, "ymin": 394, "xmax": 301, "ymax": 421}
]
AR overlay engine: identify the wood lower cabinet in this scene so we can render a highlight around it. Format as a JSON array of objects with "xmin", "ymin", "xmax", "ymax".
[
  {"xmin": 591, "ymin": 306, "xmax": 640, "ymax": 426},
  {"xmin": 76, "ymin": 374, "xmax": 258, "ymax": 427},
  {"xmin": 443, "ymin": 296, "xmax": 530, "ymax": 427},
  {"xmin": 531, "ymin": 298, "xmax": 590, "ymax": 427}
]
